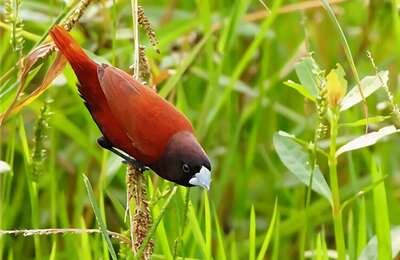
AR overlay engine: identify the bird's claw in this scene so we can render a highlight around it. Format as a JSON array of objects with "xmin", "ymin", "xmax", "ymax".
[
  {"xmin": 97, "ymin": 136, "xmax": 148, "ymax": 173},
  {"xmin": 97, "ymin": 136, "xmax": 113, "ymax": 149},
  {"xmin": 122, "ymin": 158, "xmax": 149, "ymax": 173}
]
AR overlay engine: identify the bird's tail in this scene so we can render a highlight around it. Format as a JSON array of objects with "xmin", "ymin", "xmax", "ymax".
[{"xmin": 49, "ymin": 26, "xmax": 96, "ymax": 73}]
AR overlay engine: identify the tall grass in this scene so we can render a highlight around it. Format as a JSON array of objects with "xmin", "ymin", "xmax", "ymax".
[{"xmin": 1, "ymin": 0, "xmax": 400, "ymax": 259}]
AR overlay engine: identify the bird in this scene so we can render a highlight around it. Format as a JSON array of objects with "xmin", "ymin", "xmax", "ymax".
[{"xmin": 49, "ymin": 25, "xmax": 211, "ymax": 189}]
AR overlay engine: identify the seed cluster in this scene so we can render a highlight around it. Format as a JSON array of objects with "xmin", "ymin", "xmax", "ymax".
[
  {"xmin": 4, "ymin": 0, "xmax": 24, "ymax": 52},
  {"xmin": 62, "ymin": 0, "xmax": 92, "ymax": 31},
  {"xmin": 138, "ymin": 6, "xmax": 160, "ymax": 54},
  {"xmin": 315, "ymin": 70, "xmax": 328, "ymax": 139}
]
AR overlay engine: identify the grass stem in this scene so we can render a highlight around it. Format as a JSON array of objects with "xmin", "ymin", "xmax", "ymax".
[
  {"xmin": 131, "ymin": 0, "xmax": 140, "ymax": 80},
  {"xmin": 328, "ymin": 109, "xmax": 346, "ymax": 260},
  {"xmin": 320, "ymin": 0, "xmax": 368, "ymax": 133}
]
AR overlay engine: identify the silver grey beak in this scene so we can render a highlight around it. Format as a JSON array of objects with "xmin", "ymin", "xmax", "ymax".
[{"xmin": 189, "ymin": 166, "xmax": 211, "ymax": 190}]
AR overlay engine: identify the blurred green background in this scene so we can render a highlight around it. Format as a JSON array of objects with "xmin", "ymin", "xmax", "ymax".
[{"xmin": 1, "ymin": 0, "xmax": 400, "ymax": 259}]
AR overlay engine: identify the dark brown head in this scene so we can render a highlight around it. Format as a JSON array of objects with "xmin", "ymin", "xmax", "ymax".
[{"xmin": 150, "ymin": 131, "xmax": 212, "ymax": 189}]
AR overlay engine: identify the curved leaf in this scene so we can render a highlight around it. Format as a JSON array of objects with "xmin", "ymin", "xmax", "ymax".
[
  {"xmin": 336, "ymin": 125, "xmax": 399, "ymax": 157},
  {"xmin": 284, "ymin": 80, "xmax": 316, "ymax": 102},
  {"xmin": 340, "ymin": 71, "xmax": 389, "ymax": 111},
  {"xmin": 294, "ymin": 57, "xmax": 319, "ymax": 97},
  {"xmin": 273, "ymin": 132, "xmax": 332, "ymax": 205}
]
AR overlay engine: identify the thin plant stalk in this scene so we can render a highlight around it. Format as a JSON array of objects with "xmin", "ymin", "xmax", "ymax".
[
  {"xmin": 18, "ymin": 117, "xmax": 42, "ymax": 260},
  {"xmin": 125, "ymin": 0, "xmax": 154, "ymax": 258},
  {"xmin": 300, "ymin": 136, "xmax": 317, "ymax": 260},
  {"xmin": 320, "ymin": 0, "xmax": 368, "ymax": 132},
  {"xmin": 131, "ymin": 0, "xmax": 140, "ymax": 80},
  {"xmin": 328, "ymin": 109, "xmax": 346, "ymax": 260},
  {"xmin": 0, "ymin": 228, "xmax": 130, "ymax": 244},
  {"xmin": 127, "ymin": 165, "xmax": 153, "ymax": 258}
]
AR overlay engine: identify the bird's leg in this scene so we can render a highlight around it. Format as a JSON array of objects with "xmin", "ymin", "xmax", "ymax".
[{"xmin": 97, "ymin": 136, "xmax": 149, "ymax": 173}]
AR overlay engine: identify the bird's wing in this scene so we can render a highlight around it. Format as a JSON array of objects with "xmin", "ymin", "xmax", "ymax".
[
  {"xmin": 97, "ymin": 64, "xmax": 193, "ymax": 162},
  {"xmin": 50, "ymin": 27, "xmax": 142, "ymax": 158}
]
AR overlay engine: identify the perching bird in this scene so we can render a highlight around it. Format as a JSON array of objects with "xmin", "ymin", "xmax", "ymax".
[{"xmin": 49, "ymin": 26, "xmax": 211, "ymax": 189}]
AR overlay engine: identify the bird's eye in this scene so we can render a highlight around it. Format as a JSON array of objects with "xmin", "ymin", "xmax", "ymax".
[{"xmin": 182, "ymin": 163, "xmax": 190, "ymax": 173}]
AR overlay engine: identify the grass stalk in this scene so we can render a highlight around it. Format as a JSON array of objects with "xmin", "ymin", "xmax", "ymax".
[
  {"xmin": 320, "ymin": 0, "xmax": 368, "ymax": 132},
  {"xmin": 0, "ymin": 228, "xmax": 130, "ymax": 244},
  {"xmin": 328, "ymin": 109, "xmax": 346, "ymax": 260},
  {"xmin": 371, "ymin": 159, "xmax": 391, "ymax": 259},
  {"xmin": 135, "ymin": 186, "xmax": 177, "ymax": 260},
  {"xmin": 125, "ymin": 1, "xmax": 154, "ymax": 258},
  {"xmin": 18, "ymin": 117, "xmax": 42, "ymax": 260},
  {"xmin": 83, "ymin": 175, "xmax": 118, "ymax": 260},
  {"xmin": 173, "ymin": 188, "xmax": 190, "ymax": 259},
  {"xmin": 131, "ymin": 0, "xmax": 139, "ymax": 80},
  {"xmin": 99, "ymin": 151, "xmax": 109, "ymax": 260},
  {"xmin": 127, "ymin": 165, "xmax": 153, "ymax": 258},
  {"xmin": 391, "ymin": 0, "xmax": 400, "ymax": 62}
]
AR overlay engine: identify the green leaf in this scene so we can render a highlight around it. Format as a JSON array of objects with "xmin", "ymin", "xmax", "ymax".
[
  {"xmin": 213, "ymin": 205, "xmax": 227, "ymax": 260},
  {"xmin": 256, "ymin": 199, "xmax": 278, "ymax": 260},
  {"xmin": 340, "ymin": 71, "xmax": 389, "ymax": 111},
  {"xmin": 188, "ymin": 198, "xmax": 208, "ymax": 258},
  {"xmin": 217, "ymin": 0, "xmax": 252, "ymax": 53},
  {"xmin": 357, "ymin": 197, "xmax": 367, "ymax": 257},
  {"xmin": 249, "ymin": 205, "xmax": 256, "ymax": 260},
  {"xmin": 204, "ymin": 191, "xmax": 212, "ymax": 259},
  {"xmin": 340, "ymin": 176, "xmax": 387, "ymax": 213},
  {"xmin": 340, "ymin": 116, "xmax": 390, "ymax": 128},
  {"xmin": 136, "ymin": 186, "xmax": 178, "ymax": 260},
  {"xmin": 205, "ymin": 0, "xmax": 283, "ymax": 129},
  {"xmin": 336, "ymin": 125, "xmax": 399, "ymax": 157},
  {"xmin": 370, "ymin": 159, "xmax": 392, "ymax": 259},
  {"xmin": 82, "ymin": 175, "xmax": 118, "ymax": 260},
  {"xmin": 273, "ymin": 132, "xmax": 332, "ymax": 205},
  {"xmin": 152, "ymin": 192, "xmax": 173, "ymax": 260},
  {"xmin": 283, "ymin": 80, "xmax": 316, "ymax": 102},
  {"xmin": 294, "ymin": 57, "xmax": 319, "ymax": 97},
  {"xmin": 314, "ymin": 230, "xmax": 328, "ymax": 260}
]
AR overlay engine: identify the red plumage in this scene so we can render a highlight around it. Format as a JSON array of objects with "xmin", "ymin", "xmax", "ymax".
[{"xmin": 49, "ymin": 26, "xmax": 211, "ymax": 188}]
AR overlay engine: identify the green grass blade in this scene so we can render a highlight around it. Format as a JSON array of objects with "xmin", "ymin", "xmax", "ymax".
[
  {"xmin": 136, "ymin": 186, "xmax": 178, "ymax": 259},
  {"xmin": 371, "ymin": 158, "xmax": 391, "ymax": 259},
  {"xmin": 271, "ymin": 209, "xmax": 280, "ymax": 260},
  {"xmin": 257, "ymin": 199, "xmax": 278, "ymax": 260},
  {"xmin": 217, "ymin": 0, "xmax": 251, "ymax": 53},
  {"xmin": 249, "ymin": 205, "xmax": 256, "ymax": 260},
  {"xmin": 315, "ymin": 232, "xmax": 322, "ymax": 260},
  {"xmin": 79, "ymin": 217, "xmax": 93, "ymax": 260},
  {"xmin": 356, "ymin": 197, "xmax": 367, "ymax": 257},
  {"xmin": 320, "ymin": 0, "xmax": 368, "ymax": 125},
  {"xmin": 204, "ymin": 191, "xmax": 212, "ymax": 259},
  {"xmin": 159, "ymin": 32, "xmax": 211, "ymax": 98},
  {"xmin": 187, "ymin": 198, "xmax": 208, "ymax": 258},
  {"xmin": 153, "ymin": 193, "xmax": 173, "ymax": 260},
  {"xmin": 206, "ymin": 0, "xmax": 283, "ymax": 129},
  {"xmin": 49, "ymin": 240, "xmax": 57, "ymax": 260},
  {"xmin": 213, "ymin": 206, "xmax": 227, "ymax": 260},
  {"xmin": 230, "ymin": 232, "xmax": 238, "ymax": 260},
  {"xmin": 18, "ymin": 116, "xmax": 41, "ymax": 260},
  {"xmin": 347, "ymin": 210, "xmax": 355, "ymax": 260},
  {"xmin": 155, "ymin": 218, "xmax": 173, "ymax": 260},
  {"xmin": 82, "ymin": 175, "xmax": 118, "ymax": 260}
]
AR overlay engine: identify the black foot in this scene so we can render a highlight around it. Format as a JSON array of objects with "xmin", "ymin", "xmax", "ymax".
[
  {"xmin": 97, "ymin": 136, "xmax": 113, "ymax": 149},
  {"xmin": 122, "ymin": 158, "xmax": 149, "ymax": 173},
  {"xmin": 97, "ymin": 136, "xmax": 148, "ymax": 173}
]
